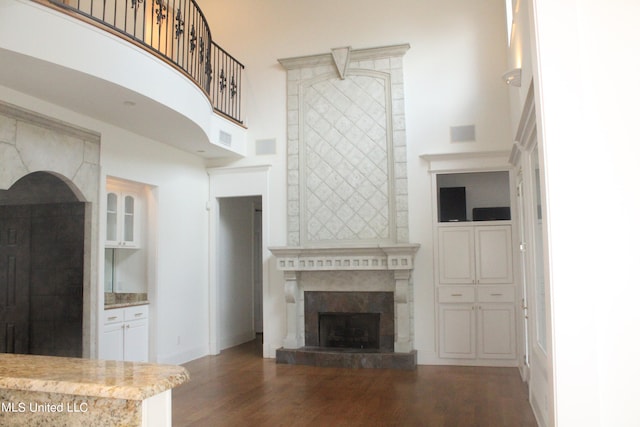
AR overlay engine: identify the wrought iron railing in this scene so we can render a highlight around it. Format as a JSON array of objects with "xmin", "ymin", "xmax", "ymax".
[{"xmin": 40, "ymin": 0, "xmax": 244, "ymax": 124}]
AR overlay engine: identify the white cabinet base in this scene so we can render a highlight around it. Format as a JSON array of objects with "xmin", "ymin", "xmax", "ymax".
[{"xmin": 101, "ymin": 305, "xmax": 149, "ymax": 362}]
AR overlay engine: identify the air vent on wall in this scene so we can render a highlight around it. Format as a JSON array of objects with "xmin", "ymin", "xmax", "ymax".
[
  {"xmin": 255, "ymin": 138, "xmax": 276, "ymax": 155},
  {"xmin": 450, "ymin": 124, "xmax": 476, "ymax": 143},
  {"xmin": 219, "ymin": 130, "xmax": 232, "ymax": 146}
]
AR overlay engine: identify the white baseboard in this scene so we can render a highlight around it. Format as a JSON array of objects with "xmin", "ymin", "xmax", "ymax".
[
  {"xmin": 157, "ymin": 344, "xmax": 209, "ymax": 365},
  {"xmin": 220, "ymin": 330, "xmax": 256, "ymax": 351}
]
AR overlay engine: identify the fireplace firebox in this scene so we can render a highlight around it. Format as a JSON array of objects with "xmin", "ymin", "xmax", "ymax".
[{"xmin": 319, "ymin": 312, "xmax": 381, "ymax": 350}]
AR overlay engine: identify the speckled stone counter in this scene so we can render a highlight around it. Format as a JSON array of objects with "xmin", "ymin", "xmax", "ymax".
[
  {"xmin": 0, "ymin": 353, "xmax": 189, "ymax": 426},
  {"xmin": 104, "ymin": 292, "xmax": 149, "ymax": 308}
]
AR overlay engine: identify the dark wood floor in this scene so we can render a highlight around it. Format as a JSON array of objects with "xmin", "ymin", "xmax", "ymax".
[{"xmin": 172, "ymin": 338, "xmax": 538, "ymax": 426}]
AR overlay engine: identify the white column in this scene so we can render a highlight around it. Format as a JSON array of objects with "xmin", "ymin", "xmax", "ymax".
[
  {"xmin": 393, "ymin": 270, "xmax": 412, "ymax": 353},
  {"xmin": 282, "ymin": 271, "xmax": 302, "ymax": 349}
]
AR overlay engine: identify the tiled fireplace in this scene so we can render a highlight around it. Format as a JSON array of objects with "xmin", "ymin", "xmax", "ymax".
[{"xmin": 271, "ymin": 44, "xmax": 419, "ymax": 369}]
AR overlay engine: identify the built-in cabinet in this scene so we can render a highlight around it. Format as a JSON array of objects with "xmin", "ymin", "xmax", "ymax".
[
  {"xmin": 434, "ymin": 170, "xmax": 517, "ymax": 365},
  {"xmin": 438, "ymin": 225, "xmax": 513, "ymax": 285},
  {"xmin": 106, "ymin": 190, "xmax": 139, "ymax": 248},
  {"xmin": 101, "ymin": 305, "xmax": 149, "ymax": 362},
  {"xmin": 102, "ymin": 177, "xmax": 152, "ymax": 361},
  {"xmin": 438, "ymin": 281, "xmax": 516, "ymax": 360}
]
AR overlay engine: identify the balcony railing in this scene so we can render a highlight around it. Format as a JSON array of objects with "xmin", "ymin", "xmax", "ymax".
[{"xmin": 39, "ymin": 0, "xmax": 244, "ymax": 124}]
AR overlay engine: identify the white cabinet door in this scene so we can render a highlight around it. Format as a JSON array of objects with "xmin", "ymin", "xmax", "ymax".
[
  {"xmin": 124, "ymin": 318, "xmax": 149, "ymax": 362},
  {"xmin": 475, "ymin": 226, "xmax": 513, "ymax": 284},
  {"xmin": 101, "ymin": 306, "xmax": 149, "ymax": 362},
  {"xmin": 438, "ymin": 227, "xmax": 475, "ymax": 284},
  {"xmin": 437, "ymin": 224, "xmax": 516, "ymax": 364},
  {"xmin": 102, "ymin": 323, "xmax": 124, "ymax": 361},
  {"xmin": 438, "ymin": 304, "xmax": 476, "ymax": 359},
  {"xmin": 438, "ymin": 225, "xmax": 513, "ymax": 284},
  {"xmin": 477, "ymin": 303, "xmax": 516, "ymax": 359},
  {"xmin": 105, "ymin": 191, "xmax": 140, "ymax": 249}
]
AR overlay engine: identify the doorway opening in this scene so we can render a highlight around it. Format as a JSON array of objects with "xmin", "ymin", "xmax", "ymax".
[
  {"xmin": 217, "ymin": 196, "xmax": 263, "ymax": 356},
  {"xmin": 0, "ymin": 172, "xmax": 85, "ymax": 357}
]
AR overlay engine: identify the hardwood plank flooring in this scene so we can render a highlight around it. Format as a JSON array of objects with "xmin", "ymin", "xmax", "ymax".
[{"xmin": 172, "ymin": 339, "xmax": 538, "ymax": 426}]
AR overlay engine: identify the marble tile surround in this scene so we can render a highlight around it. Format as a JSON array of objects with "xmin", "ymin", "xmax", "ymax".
[
  {"xmin": 0, "ymin": 101, "xmax": 101, "ymax": 358},
  {"xmin": 279, "ymin": 44, "xmax": 410, "ymax": 247}
]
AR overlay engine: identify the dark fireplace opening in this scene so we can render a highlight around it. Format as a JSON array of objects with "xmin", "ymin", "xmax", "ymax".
[{"xmin": 319, "ymin": 312, "xmax": 380, "ymax": 350}]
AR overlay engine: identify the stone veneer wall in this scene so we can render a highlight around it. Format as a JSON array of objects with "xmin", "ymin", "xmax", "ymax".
[
  {"xmin": 0, "ymin": 101, "xmax": 100, "ymax": 358},
  {"xmin": 280, "ymin": 45, "xmax": 410, "ymax": 247}
]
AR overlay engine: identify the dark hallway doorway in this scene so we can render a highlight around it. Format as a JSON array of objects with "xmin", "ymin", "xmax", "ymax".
[{"xmin": 0, "ymin": 172, "xmax": 84, "ymax": 357}]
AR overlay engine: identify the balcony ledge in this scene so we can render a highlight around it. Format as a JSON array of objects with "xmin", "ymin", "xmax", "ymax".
[{"xmin": 0, "ymin": 0, "xmax": 245, "ymax": 159}]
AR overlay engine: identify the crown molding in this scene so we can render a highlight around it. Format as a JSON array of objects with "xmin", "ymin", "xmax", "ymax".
[{"xmin": 278, "ymin": 44, "xmax": 410, "ymax": 70}]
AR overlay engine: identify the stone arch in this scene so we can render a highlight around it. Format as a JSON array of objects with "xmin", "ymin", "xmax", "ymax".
[
  {"xmin": 0, "ymin": 171, "xmax": 86, "ymax": 356},
  {"xmin": 0, "ymin": 102, "xmax": 100, "ymax": 358}
]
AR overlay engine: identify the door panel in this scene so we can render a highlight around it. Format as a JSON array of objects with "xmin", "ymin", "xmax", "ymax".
[
  {"xmin": 0, "ymin": 206, "xmax": 31, "ymax": 354},
  {"xmin": 438, "ymin": 227, "xmax": 475, "ymax": 284},
  {"xmin": 476, "ymin": 226, "xmax": 513, "ymax": 284}
]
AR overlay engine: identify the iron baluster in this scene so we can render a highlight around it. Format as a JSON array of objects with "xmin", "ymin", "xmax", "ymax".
[
  {"xmin": 189, "ymin": 24, "xmax": 196, "ymax": 53},
  {"xmin": 175, "ymin": 8, "xmax": 184, "ymax": 39},
  {"xmin": 155, "ymin": 0, "xmax": 166, "ymax": 24},
  {"xmin": 230, "ymin": 76, "xmax": 237, "ymax": 98},
  {"xmin": 219, "ymin": 69, "xmax": 227, "ymax": 93}
]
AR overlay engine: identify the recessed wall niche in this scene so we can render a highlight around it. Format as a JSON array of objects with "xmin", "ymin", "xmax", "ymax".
[{"xmin": 0, "ymin": 102, "xmax": 100, "ymax": 358}]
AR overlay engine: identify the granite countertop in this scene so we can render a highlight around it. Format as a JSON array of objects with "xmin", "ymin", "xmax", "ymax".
[
  {"xmin": 0, "ymin": 354, "xmax": 189, "ymax": 401},
  {"xmin": 104, "ymin": 292, "xmax": 148, "ymax": 309},
  {"xmin": 104, "ymin": 301, "xmax": 150, "ymax": 309}
]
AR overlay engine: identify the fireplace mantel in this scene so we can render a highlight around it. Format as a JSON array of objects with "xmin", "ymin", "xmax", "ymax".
[
  {"xmin": 270, "ymin": 244, "xmax": 420, "ymax": 355},
  {"xmin": 269, "ymin": 244, "xmax": 420, "ymax": 272}
]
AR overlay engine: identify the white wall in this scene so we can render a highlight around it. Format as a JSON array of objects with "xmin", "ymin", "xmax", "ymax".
[
  {"xmin": 202, "ymin": 0, "xmax": 512, "ymax": 363},
  {"xmin": 102, "ymin": 128, "xmax": 210, "ymax": 365},
  {"xmin": 0, "ymin": 85, "xmax": 211, "ymax": 365},
  {"xmin": 508, "ymin": 0, "xmax": 640, "ymax": 425}
]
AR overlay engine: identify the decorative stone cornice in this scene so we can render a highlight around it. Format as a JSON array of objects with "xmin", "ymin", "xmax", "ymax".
[
  {"xmin": 269, "ymin": 244, "xmax": 420, "ymax": 272},
  {"xmin": 278, "ymin": 44, "xmax": 411, "ymax": 70}
]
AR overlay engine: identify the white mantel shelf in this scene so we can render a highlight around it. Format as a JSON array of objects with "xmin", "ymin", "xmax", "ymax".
[{"xmin": 269, "ymin": 244, "xmax": 420, "ymax": 272}]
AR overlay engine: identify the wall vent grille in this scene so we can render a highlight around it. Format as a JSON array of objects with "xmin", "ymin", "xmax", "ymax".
[
  {"xmin": 219, "ymin": 130, "xmax": 232, "ymax": 146},
  {"xmin": 256, "ymin": 138, "xmax": 276, "ymax": 155},
  {"xmin": 450, "ymin": 124, "xmax": 476, "ymax": 143}
]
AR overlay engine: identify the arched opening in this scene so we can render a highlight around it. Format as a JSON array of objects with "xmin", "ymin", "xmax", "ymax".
[{"xmin": 0, "ymin": 172, "xmax": 85, "ymax": 357}]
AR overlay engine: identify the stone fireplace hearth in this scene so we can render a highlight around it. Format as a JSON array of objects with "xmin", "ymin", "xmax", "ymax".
[
  {"xmin": 271, "ymin": 245, "xmax": 418, "ymax": 369},
  {"xmin": 271, "ymin": 44, "xmax": 419, "ymax": 369}
]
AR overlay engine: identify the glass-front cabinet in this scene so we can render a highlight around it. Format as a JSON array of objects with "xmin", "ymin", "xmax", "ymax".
[{"xmin": 106, "ymin": 190, "xmax": 139, "ymax": 248}]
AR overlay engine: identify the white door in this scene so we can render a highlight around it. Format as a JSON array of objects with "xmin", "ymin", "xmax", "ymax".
[
  {"xmin": 124, "ymin": 319, "xmax": 149, "ymax": 362},
  {"xmin": 438, "ymin": 227, "xmax": 475, "ymax": 284},
  {"xmin": 477, "ymin": 303, "xmax": 516, "ymax": 359},
  {"xmin": 438, "ymin": 303, "xmax": 476, "ymax": 359},
  {"xmin": 475, "ymin": 226, "xmax": 513, "ymax": 284},
  {"xmin": 517, "ymin": 179, "xmax": 530, "ymax": 375},
  {"xmin": 253, "ymin": 205, "xmax": 263, "ymax": 334},
  {"xmin": 102, "ymin": 323, "xmax": 124, "ymax": 361}
]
